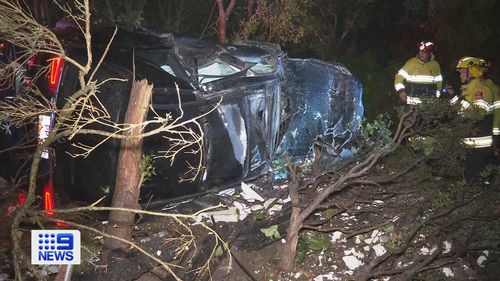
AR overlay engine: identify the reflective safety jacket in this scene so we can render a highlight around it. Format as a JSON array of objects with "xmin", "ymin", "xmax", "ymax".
[
  {"xmin": 458, "ymin": 78, "xmax": 495, "ymax": 148},
  {"xmin": 484, "ymin": 78, "xmax": 500, "ymax": 137},
  {"xmin": 394, "ymin": 54, "xmax": 442, "ymax": 105}
]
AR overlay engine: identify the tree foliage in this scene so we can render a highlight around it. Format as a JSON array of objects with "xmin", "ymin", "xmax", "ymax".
[{"xmin": 238, "ymin": 0, "xmax": 311, "ymax": 44}]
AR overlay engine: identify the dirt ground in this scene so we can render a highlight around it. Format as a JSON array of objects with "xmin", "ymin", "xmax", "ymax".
[{"xmin": 1, "ymin": 149, "xmax": 500, "ymax": 281}]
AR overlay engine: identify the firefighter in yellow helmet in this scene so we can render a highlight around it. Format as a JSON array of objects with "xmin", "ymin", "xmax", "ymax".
[
  {"xmin": 455, "ymin": 57, "xmax": 496, "ymax": 182},
  {"xmin": 394, "ymin": 41, "xmax": 443, "ymax": 105}
]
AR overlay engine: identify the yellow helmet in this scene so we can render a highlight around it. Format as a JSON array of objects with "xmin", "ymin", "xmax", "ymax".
[
  {"xmin": 477, "ymin": 58, "xmax": 490, "ymax": 73},
  {"xmin": 456, "ymin": 57, "xmax": 484, "ymax": 78}
]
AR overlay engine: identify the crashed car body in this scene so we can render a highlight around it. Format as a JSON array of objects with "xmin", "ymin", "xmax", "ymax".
[
  {"xmin": 2, "ymin": 29, "xmax": 284, "ymax": 208},
  {"xmin": 1, "ymin": 28, "xmax": 363, "ymax": 211}
]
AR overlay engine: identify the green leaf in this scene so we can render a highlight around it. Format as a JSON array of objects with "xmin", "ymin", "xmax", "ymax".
[
  {"xmin": 324, "ymin": 208, "xmax": 336, "ymax": 218},
  {"xmin": 384, "ymin": 224, "xmax": 395, "ymax": 233},
  {"xmin": 253, "ymin": 212, "xmax": 265, "ymax": 223},
  {"xmin": 301, "ymin": 236, "xmax": 327, "ymax": 251},
  {"xmin": 215, "ymin": 245, "xmax": 224, "ymax": 257},
  {"xmin": 260, "ymin": 225, "xmax": 280, "ymax": 239}
]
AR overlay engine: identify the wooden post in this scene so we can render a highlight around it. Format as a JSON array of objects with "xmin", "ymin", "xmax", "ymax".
[{"xmin": 105, "ymin": 79, "xmax": 153, "ymax": 251}]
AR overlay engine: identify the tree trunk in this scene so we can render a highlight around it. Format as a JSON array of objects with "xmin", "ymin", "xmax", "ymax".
[
  {"xmin": 31, "ymin": 0, "xmax": 51, "ymax": 27},
  {"xmin": 105, "ymin": 79, "xmax": 153, "ymax": 251},
  {"xmin": 279, "ymin": 158, "xmax": 302, "ymax": 271},
  {"xmin": 216, "ymin": 0, "xmax": 237, "ymax": 43}
]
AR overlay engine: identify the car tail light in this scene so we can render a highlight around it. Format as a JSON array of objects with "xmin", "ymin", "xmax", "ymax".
[
  {"xmin": 27, "ymin": 56, "xmax": 36, "ymax": 68},
  {"xmin": 43, "ymin": 178, "xmax": 55, "ymax": 216},
  {"xmin": 48, "ymin": 56, "xmax": 64, "ymax": 93},
  {"xmin": 17, "ymin": 191, "xmax": 26, "ymax": 206}
]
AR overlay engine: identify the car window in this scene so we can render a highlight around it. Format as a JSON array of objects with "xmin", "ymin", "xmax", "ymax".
[
  {"xmin": 249, "ymin": 63, "xmax": 274, "ymax": 74},
  {"xmin": 160, "ymin": 65, "xmax": 176, "ymax": 77},
  {"xmin": 197, "ymin": 61, "xmax": 241, "ymax": 83}
]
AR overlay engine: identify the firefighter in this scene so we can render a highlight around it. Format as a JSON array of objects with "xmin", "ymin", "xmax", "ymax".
[
  {"xmin": 394, "ymin": 41, "xmax": 443, "ymax": 105},
  {"xmin": 455, "ymin": 57, "xmax": 496, "ymax": 183},
  {"xmin": 477, "ymin": 58, "xmax": 500, "ymax": 159}
]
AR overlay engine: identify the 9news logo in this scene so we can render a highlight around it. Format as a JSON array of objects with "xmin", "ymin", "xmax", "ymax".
[{"xmin": 31, "ymin": 230, "xmax": 81, "ymax": 265}]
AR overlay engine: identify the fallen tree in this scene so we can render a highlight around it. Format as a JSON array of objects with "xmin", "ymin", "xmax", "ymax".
[
  {"xmin": 0, "ymin": 1, "xmax": 223, "ymax": 280},
  {"xmin": 278, "ymin": 98, "xmax": 487, "ymax": 274}
]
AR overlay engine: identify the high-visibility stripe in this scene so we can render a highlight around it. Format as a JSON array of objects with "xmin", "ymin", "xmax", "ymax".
[
  {"xmin": 472, "ymin": 100, "xmax": 492, "ymax": 112},
  {"xmin": 406, "ymin": 96, "xmax": 422, "ymax": 105},
  {"xmin": 435, "ymin": 90, "xmax": 441, "ymax": 98},
  {"xmin": 395, "ymin": 83, "xmax": 405, "ymax": 91},
  {"xmin": 462, "ymin": 136, "xmax": 493, "ymax": 148},
  {"xmin": 450, "ymin": 96, "xmax": 459, "ymax": 104},
  {"xmin": 460, "ymin": 100, "xmax": 470, "ymax": 110},
  {"xmin": 492, "ymin": 101, "xmax": 500, "ymax": 109},
  {"xmin": 397, "ymin": 69, "xmax": 442, "ymax": 84},
  {"xmin": 494, "ymin": 128, "xmax": 500, "ymax": 135}
]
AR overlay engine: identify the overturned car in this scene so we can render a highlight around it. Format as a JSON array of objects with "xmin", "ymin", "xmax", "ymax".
[{"xmin": 0, "ymin": 29, "xmax": 363, "ymax": 209}]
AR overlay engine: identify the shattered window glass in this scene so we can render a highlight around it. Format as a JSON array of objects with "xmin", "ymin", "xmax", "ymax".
[
  {"xmin": 160, "ymin": 65, "xmax": 176, "ymax": 77},
  {"xmin": 249, "ymin": 63, "xmax": 274, "ymax": 74},
  {"xmin": 197, "ymin": 61, "xmax": 241, "ymax": 83}
]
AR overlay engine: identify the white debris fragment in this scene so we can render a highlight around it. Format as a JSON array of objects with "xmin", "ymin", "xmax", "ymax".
[
  {"xmin": 330, "ymin": 231, "xmax": 343, "ymax": 243},
  {"xmin": 344, "ymin": 247, "xmax": 365, "ymax": 259},
  {"xmin": 372, "ymin": 200, "xmax": 384, "ymax": 207},
  {"xmin": 274, "ymin": 184, "xmax": 288, "ymax": 190},
  {"xmin": 278, "ymin": 195, "xmax": 291, "ymax": 204},
  {"xmin": 344, "ymin": 270, "xmax": 353, "ymax": 276},
  {"xmin": 281, "ymin": 239, "xmax": 286, "ymax": 244},
  {"xmin": 233, "ymin": 201, "xmax": 252, "ymax": 220},
  {"xmin": 363, "ymin": 246, "xmax": 370, "ymax": 252},
  {"xmin": 262, "ymin": 199, "xmax": 282, "ymax": 214},
  {"xmin": 419, "ymin": 246, "xmax": 437, "ymax": 256},
  {"xmin": 195, "ymin": 207, "xmax": 241, "ymax": 223},
  {"xmin": 250, "ymin": 204, "xmax": 263, "ymax": 211},
  {"xmin": 477, "ymin": 250, "xmax": 489, "ymax": 267},
  {"xmin": 477, "ymin": 255, "xmax": 487, "ymax": 267},
  {"xmin": 364, "ymin": 230, "xmax": 382, "ymax": 244},
  {"xmin": 372, "ymin": 244, "xmax": 387, "ymax": 256},
  {"xmin": 218, "ymin": 188, "xmax": 236, "ymax": 196},
  {"xmin": 102, "ymin": 221, "xmax": 108, "ymax": 225},
  {"xmin": 442, "ymin": 267, "xmax": 454, "ymax": 277},
  {"xmin": 442, "ymin": 241, "xmax": 452, "ymax": 254},
  {"xmin": 241, "ymin": 182, "xmax": 264, "ymax": 202},
  {"xmin": 342, "ymin": 255, "xmax": 363, "ymax": 270},
  {"xmin": 313, "ymin": 272, "xmax": 337, "ymax": 281},
  {"xmin": 355, "ymin": 236, "xmax": 362, "ymax": 244},
  {"xmin": 294, "ymin": 272, "xmax": 301, "ymax": 278},
  {"xmin": 156, "ymin": 250, "xmax": 161, "ymax": 256}
]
